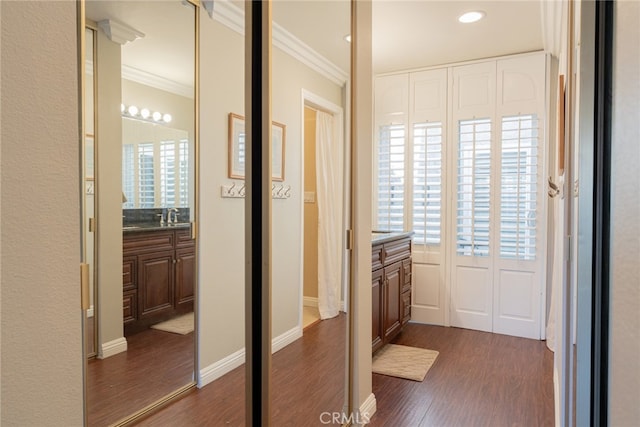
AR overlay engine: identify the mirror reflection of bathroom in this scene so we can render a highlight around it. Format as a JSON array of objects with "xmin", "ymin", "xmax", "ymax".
[{"xmin": 84, "ymin": 1, "xmax": 196, "ymax": 425}]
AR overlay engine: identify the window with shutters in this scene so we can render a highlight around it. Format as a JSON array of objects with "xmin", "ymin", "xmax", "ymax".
[
  {"xmin": 500, "ymin": 114, "xmax": 538, "ymax": 260},
  {"xmin": 122, "ymin": 140, "xmax": 189, "ymax": 209},
  {"xmin": 376, "ymin": 124, "xmax": 405, "ymax": 232},
  {"xmin": 456, "ymin": 118, "xmax": 491, "ymax": 257},
  {"xmin": 412, "ymin": 122, "xmax": 442, "ymax": 245}
]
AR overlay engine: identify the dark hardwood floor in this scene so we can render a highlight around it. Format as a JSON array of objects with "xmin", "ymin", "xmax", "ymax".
[
  {"xmin": 127, "ymin": 319, "xmax": 552, "ymax": 426},
  {"xmin": 87, "ymin": 328, "xmax": 194, "ymax": 427},
  {"xmin": 370, "ymin": 324, "xmax": 554, "ymax": 426},
  {"xmin": 137, "ymin": 313, "xmax": 347, "ymax": 427}
]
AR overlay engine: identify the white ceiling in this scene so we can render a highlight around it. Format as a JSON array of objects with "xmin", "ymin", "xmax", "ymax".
[{"xmin": 85, "ymin": 0, "xmax": 543, "ymax": 93}]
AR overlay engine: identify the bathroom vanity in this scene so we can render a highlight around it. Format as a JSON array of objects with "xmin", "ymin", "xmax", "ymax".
[
  {"xmin": 372, "ymin": 232, "xmax": 413, "ymax": 354},
  {"xmin": 123, "ymin": 224, "xmax": 195, "ymax": 336}
]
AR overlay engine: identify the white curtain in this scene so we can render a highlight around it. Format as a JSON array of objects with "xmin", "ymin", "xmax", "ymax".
[{"xmin": 316, "ymin": 110, "xmax": 343, "ymax": 320}]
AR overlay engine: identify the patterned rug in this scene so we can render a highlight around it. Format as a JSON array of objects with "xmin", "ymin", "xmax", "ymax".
[
  {"xmin": 150, "ymin": 312, "xmax": 194, "ymax": 335},
  {"xmin": 372, "ymin": 344, "xmax": 439, "ymax": 381}
]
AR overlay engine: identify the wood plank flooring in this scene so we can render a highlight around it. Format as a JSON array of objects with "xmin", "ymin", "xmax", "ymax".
[
  {"xmin": 87, "ymin": 328, "xmax": 194, "ymax": 426},
  {"xmin": 369, "ymin": 324, "xmax": 554, "ymax": 426},
  {"xmin": 137, "ymin": 314, "xmax": 347, "ymax": 426},
  {"xmin": 114, "ymin": 319, "xmax": 552, "ymax": 426}
]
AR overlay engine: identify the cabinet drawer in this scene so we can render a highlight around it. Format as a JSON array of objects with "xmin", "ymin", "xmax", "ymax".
[
  {"xmin": 123, "ymin": 230, "xmax": 174, "ymax": 255},
  {"xmin": 122, "ymin": 256, "xmax": 136, "ymax": 291},
  {"xmin": 402, "ymin": 259, "xmax": 412, "ymax": 293},
  {"xmin": 175, "ymin": 227, "xmax": 194, "ymax": 248},
  {"xmin": 383, "ymin": 238, "xmax": 411, "ymax": 266},
  {"xmin": 401, "ymin": 290, "xmax": 411, "ymax": 325},
  {"xmin": 123, "ymin": 290, "xmax": 137, "ymax": 324},
  {"xmin": 372, "ymin": 244, "xmax": 384, "ymax": 271}
]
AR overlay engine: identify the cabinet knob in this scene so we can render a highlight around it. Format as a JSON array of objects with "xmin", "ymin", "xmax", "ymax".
[{"xmin": 173, "ymin": 259, "xmax": 177, "ymax": 264}]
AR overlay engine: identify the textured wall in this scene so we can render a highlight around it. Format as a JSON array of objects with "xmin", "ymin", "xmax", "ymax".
[
  {"xmin": 609, "ymin": 1, "xmax": 640, "ymax": 424},
  {"xmin": 1, "ymin": 1, "xmax": 84, "ymax": 425}
]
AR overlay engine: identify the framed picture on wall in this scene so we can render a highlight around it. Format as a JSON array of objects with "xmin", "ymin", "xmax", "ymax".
[{"xmin": 228, "ymin": 113, "xmax": 286, "ymax": 181}]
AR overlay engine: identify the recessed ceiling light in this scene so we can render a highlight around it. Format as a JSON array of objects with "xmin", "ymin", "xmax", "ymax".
[{"xmin": 458, "ymin": 11, "xmax": 485, "ymax": 24}]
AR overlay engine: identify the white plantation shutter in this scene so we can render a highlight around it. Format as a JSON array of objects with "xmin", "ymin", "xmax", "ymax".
[
  {"xmin": 122, "ymin": 144, "xmax": 135, "ymax": 208},
  {"xmin": 138, "ymin": 143, "xmax": 155, "ymax": 208},
  {"xmin": 457, "ymin": 118, "xmax": 491, "ymax": 257},
  {"xmin": 412, "ymin": 122, "xmax": 442, "ymax": 245},
  {"xmin": 179, "ymin": 140, "xmax": 189, "ymax": 207},
  {"xmin": 122, "ymin": 139, "xmax": 190, "ymax": 209},
  {"xmin": 376, "ymin": 124, "xmax": 405, "ymax": 232},
  {"xmin": 160, "ymin": 141, "xmax": 176, "ymax": 207},
  {"xmin": 500, "ymin": 114, "xmax": 539, "ymax": 260}
]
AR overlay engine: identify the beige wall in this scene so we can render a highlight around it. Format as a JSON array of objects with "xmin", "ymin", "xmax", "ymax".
[
  {"xmin": 609, "ymin": 0, "xmax": 640, "ymax": 424},
  {"xmin": 95, "ymin": 28, "xmax": 124, "ymax": 353},
  {"xmin": 198, "ymin": 9, "xmax": 343, "ymax": 369},
  {"xmin": 0, "ymin": 1, "xmax": 84, "ymax": 425},
  {"xmin": 303, "ymin": 107, "xmax": 318, "ymax": 299}
]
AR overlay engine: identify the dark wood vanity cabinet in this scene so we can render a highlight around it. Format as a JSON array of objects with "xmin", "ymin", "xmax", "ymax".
[
  {"xmin": 372, "ymin": 235, "xmax": 412, "ymax": 354},
  {"xmin": 123, "ymin": 227, "xmax": 194, "ymax": 335}
]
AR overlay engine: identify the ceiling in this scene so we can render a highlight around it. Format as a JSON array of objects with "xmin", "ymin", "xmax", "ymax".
[{"xmin": 85, "ymin": 0, "xmax": 543, "ymax": 93}]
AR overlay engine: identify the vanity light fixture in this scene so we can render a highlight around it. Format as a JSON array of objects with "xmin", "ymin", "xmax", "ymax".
[
  {"xmin": 121, "ymin": 104, "xmax": 173, "ymax": 125},
  {"xmin": 458, "ymin": 11, "xmax": 485, "ymax": 24},
  {"xmin": 344, "ymin": 34, "xmax": 351, "ymax": 43}
]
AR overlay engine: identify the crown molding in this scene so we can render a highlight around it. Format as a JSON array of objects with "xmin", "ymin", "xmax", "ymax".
[
  {"xmin": 98, "ymin": 19, "xmax": 145, "ymax": 45},
  {"xmin": 122, "ymin": 65, "xmax": 194, "ymax": 99},
  {"xmin": 211, "ymin": 0, "xmax": 348, "ymax": 86}
]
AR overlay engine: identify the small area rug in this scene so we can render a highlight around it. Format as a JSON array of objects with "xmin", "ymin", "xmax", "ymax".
[
  {"xmin": 372, "ymin": 344, "xmax": 439, "ymax": 382},
  {"xmin": 150, "ymin": 312, "xmax": 194, "ymax": 335}
]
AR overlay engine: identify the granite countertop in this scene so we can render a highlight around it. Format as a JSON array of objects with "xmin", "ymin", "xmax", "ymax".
[
  {"xmin": 371, "ymin": 230, "xmax": 414, "ymax": 244},
  {"xmin": 123, "ymin": 222, "xmax": 191, "ymax": 233}
]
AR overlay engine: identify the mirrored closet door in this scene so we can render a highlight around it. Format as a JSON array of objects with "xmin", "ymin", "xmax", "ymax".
[{"xmin": 82, "ymin": 1, "xmax": 198, "ymax": 425}]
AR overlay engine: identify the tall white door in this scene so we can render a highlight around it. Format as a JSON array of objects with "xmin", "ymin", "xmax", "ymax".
[
  {"xmin": 450, "ymin": 62, "xmax": 496, "ymax": 332},
  {"xmin": 449, "ymin": 55, "xmax": 546, "ymax": 339},
  {"xmin": 492, "ymin": 55, "xmax": 546, "ymax": 339}
]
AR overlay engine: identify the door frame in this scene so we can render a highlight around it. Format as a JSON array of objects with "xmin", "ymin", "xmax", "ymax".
[{"xmin": 299, "ymin": 89, "xmax": 347, "ymax": 329}]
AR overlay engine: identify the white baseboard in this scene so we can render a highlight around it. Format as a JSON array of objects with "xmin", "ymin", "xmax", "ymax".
[
  {"xmin": 303, "ymin": 296, "xmax": 318, "ymax": 307},
  {"xmin": 99, "ymin": 337, "xmax": 127, "ymax": 359},
  {"xmin": 304, "ymin": 297, "xmax": 346, "ymax": 313},
  {"xmin": 198, "ymin": 326, "xmax": 303, "ymax": 388},
  {"xmin": 198, "ymin": 347, "xmax": 245, "ymax": 388},
  {"xmin": 272, "ymin": 326, "xmax": 302, "ymax": 353},
  {"xmin": 359, "ymin": 393, "xmax": 377, "ymax": 425}
]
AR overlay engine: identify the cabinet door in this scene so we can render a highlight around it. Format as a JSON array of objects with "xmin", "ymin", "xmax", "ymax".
[
  {"xmin": 384, "ymin": 261, "xmax": 403, "ymax": 342},
  {"xmin": 372, "ymin": 268, "xmax": 384, "ymax": 353},
  {"xmin": 137, "ymin": 250, "xmax": 174, "ymax": 319},
  {"xmin": 175, "ymin": 247, "xmax": 195, "ymax": 311}
]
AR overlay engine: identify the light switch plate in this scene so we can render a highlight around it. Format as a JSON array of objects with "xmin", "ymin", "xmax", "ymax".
[{"xmin": 304, "ymin": 191, "xmax": 315, "ymax": 203}]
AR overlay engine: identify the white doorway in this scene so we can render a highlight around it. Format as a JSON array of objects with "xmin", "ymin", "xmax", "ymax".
[{"xmin": 300, "ymin": 90, "xmax": 346, "ymax": 331}]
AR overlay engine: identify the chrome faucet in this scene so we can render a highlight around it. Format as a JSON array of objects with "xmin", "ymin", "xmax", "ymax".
[{"xmin": 167, "ymin": 208, "xmax": 179, "ymax": 224}]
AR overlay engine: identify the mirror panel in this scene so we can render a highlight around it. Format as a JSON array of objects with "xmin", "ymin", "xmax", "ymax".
[
  {"xmin": 271, "ymin": 1, "xmax": 351, "ymax": 424},
  {"xmin": 84, "ymin": 1, "xmax": 197, "ymax": 425}
]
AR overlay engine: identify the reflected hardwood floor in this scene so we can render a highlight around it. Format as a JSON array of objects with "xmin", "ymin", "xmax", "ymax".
[
  {"xmin": 369, "ymin": 324, "xmax": 554, "ymax": 426},
  {"xmin": 132, "ymin": 320, "xmax": 552, "ymax": 426},
  {"xmin": 87, "ymin": 328, "xmax": 194, "ymax": 427},
  {"xmin": 137, "ymin": 313, "xmax": 347, "ymax": 426}
]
